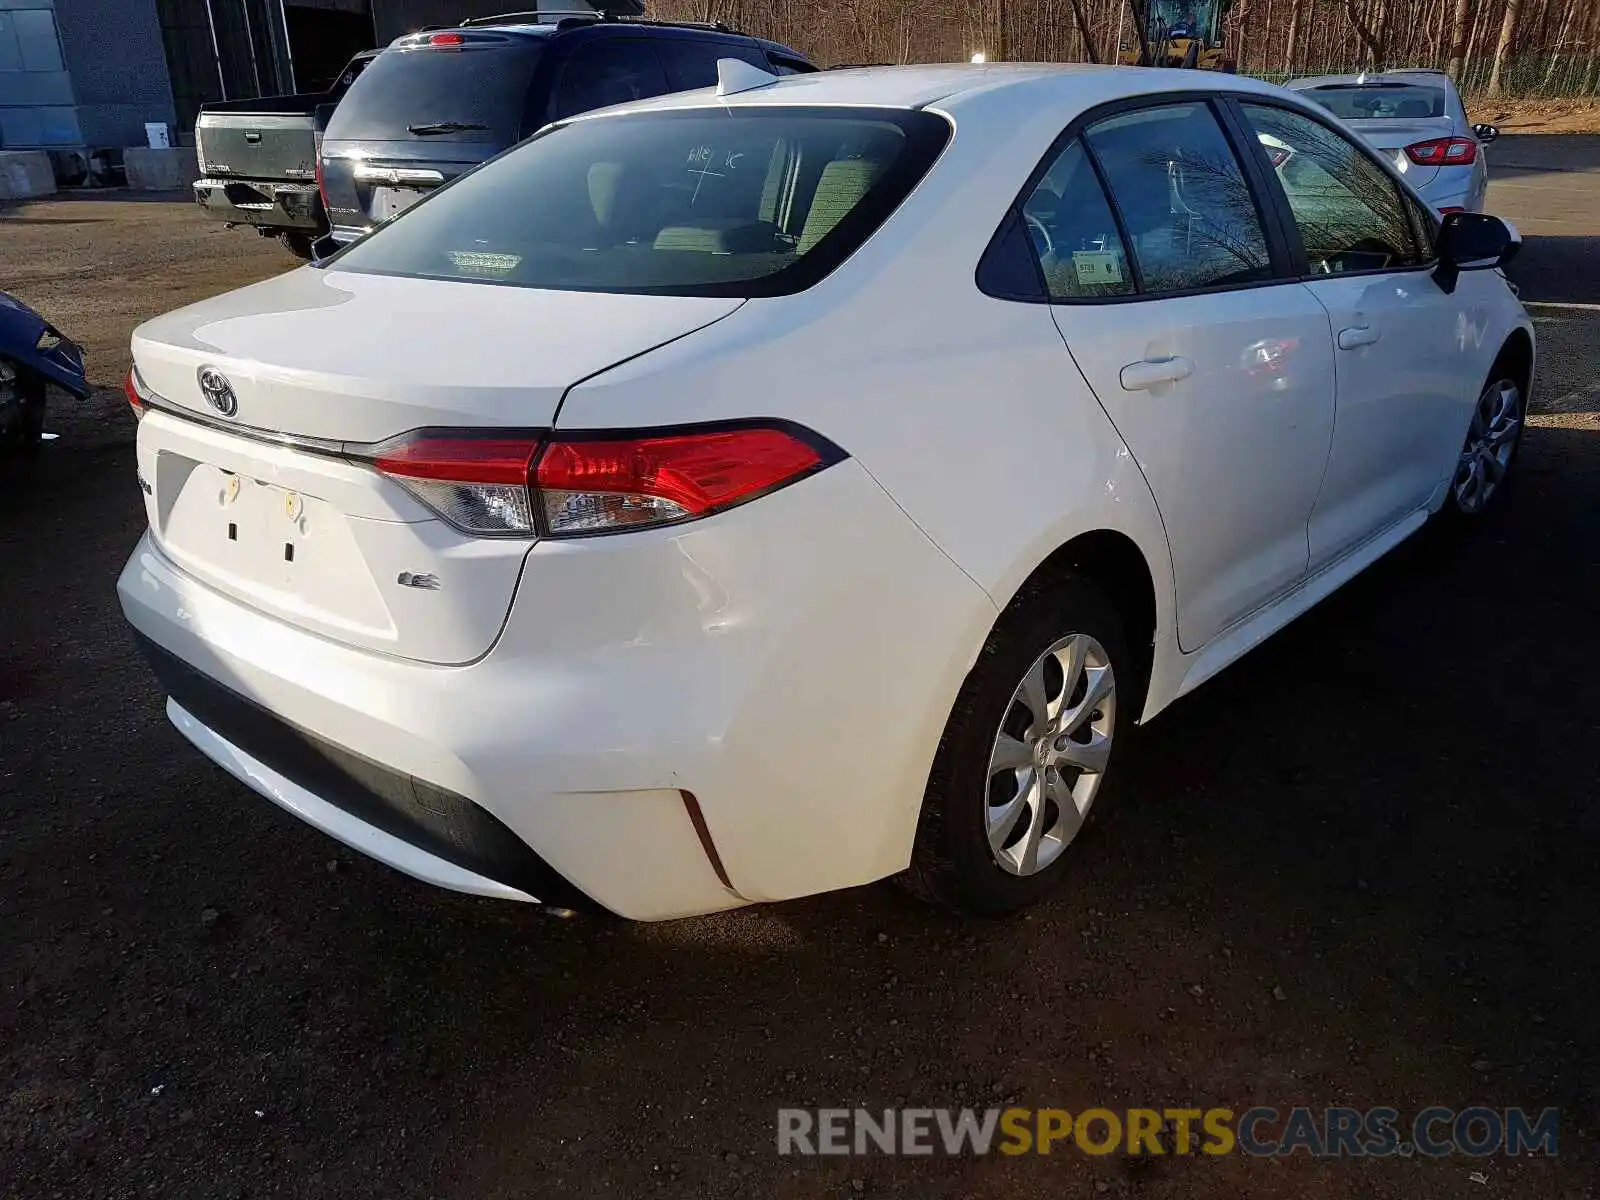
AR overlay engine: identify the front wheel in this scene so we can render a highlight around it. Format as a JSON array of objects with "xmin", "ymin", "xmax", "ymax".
[
  {"xmin": 900, "ymin": 575, "xmax": 1131, "ymax": 916},
  {"xmin": 1448, "ymin": 373, "xmax": 1525, "ymax": 517}
]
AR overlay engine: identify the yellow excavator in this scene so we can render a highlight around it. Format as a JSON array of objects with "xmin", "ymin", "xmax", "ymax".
[{"xmin": 1117, "ymin": 0, "xmax": 1236, "ymax": 71}]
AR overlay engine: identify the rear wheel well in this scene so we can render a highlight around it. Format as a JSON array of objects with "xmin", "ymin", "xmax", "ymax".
[{"xmin": 1007, "ymin": 531, "xmax": 1158, "ymax": 709}]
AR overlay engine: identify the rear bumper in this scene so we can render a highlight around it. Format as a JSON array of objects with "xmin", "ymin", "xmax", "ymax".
[
  {"xmin": 1425, "ymin": 191, "xmax": 1474, "ymax": 213},
  {"xmin": 1414, "ymin": 173, "xmax": 1479, "ymax": 213},
  {"xmin": 193, "ymin": 178, "xmax": 323, "ymax": 232},
  {"xmin": 137, "ymin": 634, "xmax": 597, "ymax": 909},
  {"xmin": 117, "ymin": 459, "xmax": 996, "ymax": 919}
]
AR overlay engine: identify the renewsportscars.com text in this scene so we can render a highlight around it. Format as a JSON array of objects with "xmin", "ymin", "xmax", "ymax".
[{"xmin": 776, "ymin": 1106, "xmax": 1559, "ymax": 1158}]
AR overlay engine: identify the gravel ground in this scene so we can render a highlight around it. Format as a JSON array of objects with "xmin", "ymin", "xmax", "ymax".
[{"xmin": 2, "ymin": 142, "xmax": 1599, "ymax": 1199}]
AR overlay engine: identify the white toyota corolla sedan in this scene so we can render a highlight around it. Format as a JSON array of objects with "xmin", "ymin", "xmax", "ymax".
[{"xmin": 119, "ymin": 63, "xmax": 1533, "ymax": 921}]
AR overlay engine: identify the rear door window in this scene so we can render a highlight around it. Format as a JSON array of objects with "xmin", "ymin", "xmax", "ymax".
[
  {"xmin": 1019, "ymin": 139, "xmax": 1134, "ymax": 300},
  {"xmin": 323, "ymin": 43, "xmax": 542, "ymax": 144},
  {"xmin": 1085, "ymin": 102, "xmax": 1274, "ymax": 294},
  {"xmin": 553, "ymin": 38, "xmax": 669, "ymax": 120},
  {"xmin": 328, "ymin": 107, "xmax": 951, "ymax": 297}
]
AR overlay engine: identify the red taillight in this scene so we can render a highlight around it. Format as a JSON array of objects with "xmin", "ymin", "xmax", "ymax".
[
  {"xmin": 372, "ymin": 433, "xmax": 543, "ymax": 534},
  {"xmin": 314, "ymin": 153, "xmax": 326, "ymax": 209},
  {"xmin": 1405, "ymin": 136, "xmax": 1477, "ymax": 166},
  {"xmin": 429, "ymin": 32, "xmax": 465, "ymax": 46},
  {"xmin": 124, "ymin": 367, "xmax": 147, "ymax": 420},
  {"xmin": 534, "ymin": 425, "xmax": 831, "ymax": 535},
  {"xmin": 373, "ymin": 434, "xmax": 540, "ymax": 484},
  {"xmin": 364, "ymin": 423, "xmax": 841, "ymax": 537},
  {"xmin": 1438, "ymin": 206, "xmax": 1465, "ymax": 215}
]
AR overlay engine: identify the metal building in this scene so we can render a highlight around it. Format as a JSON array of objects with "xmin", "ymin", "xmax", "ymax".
[{"xmin": 1, "ymin": 0, "xmax": 179, "ymax": 148}]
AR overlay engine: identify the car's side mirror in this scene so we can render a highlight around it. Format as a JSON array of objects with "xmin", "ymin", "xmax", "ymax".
[
  {"xmin": 1434, "ymin": 211, "xmax": 1520, "ymax": 294},
  {"xmin": 1472, "ymin": 122, "xmax": 1500, "ymax": 143}
]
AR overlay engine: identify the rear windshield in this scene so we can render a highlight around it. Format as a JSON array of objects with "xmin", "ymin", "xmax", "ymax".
[
  {"xmin": 323, "ymin": 43, "xmax": 543, "ymax": 144},
  {"xmin": 327, "ymin": 107, "xmax": 951, "ymax": 297},
  {"xmin": 1303, "ymin": 84, "xmax": 1446, "ymax": 120}
]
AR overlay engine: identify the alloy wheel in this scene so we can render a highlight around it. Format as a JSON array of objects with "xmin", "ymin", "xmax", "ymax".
[
  {"xmin": 985, "ymin": 633, "xmax": 1117, "ymax": 877},
  {"xmin": 1453, "ymin": 379, "xmax": 1523, "ymax": 514}
]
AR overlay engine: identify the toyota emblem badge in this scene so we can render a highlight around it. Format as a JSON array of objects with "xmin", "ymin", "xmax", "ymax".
[{"xmin": 197, "ymin": 366, "xmax": 238, "ymax": 417}]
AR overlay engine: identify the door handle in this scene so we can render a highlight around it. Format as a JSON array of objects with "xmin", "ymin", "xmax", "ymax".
[
  {"xmin": 1119, "ymin": 355, "xmax": 1195, "ymax": 391},
  {"xmin": 1337, "ymin": 324, "xmax": 1381, "ymax": 350}
]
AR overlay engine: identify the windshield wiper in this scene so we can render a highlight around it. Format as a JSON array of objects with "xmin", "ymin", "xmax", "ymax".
[{"xmin": 407, "ymin": 121, "xmax": 488, "ymax": 135}]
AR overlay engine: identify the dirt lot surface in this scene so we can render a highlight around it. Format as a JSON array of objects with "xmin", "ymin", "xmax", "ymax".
[
  {"xmin": 1470, "ymin": 98, "xmax": 1600, "ymax": 135},
  {"xmin": 3, "ymin": 140, "xmax": 1600, "ymax": 1200}
]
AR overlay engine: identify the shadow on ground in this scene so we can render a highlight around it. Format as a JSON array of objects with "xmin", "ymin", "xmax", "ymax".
[{"xmin": 1504, "ymin": 233, "xmax": 1600, "ymax": 305}]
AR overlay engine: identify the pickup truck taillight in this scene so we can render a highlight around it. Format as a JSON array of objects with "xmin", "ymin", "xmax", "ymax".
[{"xmin": 366, "ymin": 423, "xmax": 844, "ymax": 538}]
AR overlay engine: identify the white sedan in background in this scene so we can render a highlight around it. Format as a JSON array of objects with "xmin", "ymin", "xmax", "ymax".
[
  {"xmin": 1288, "ymin": 69, "xmax": 1497, "ymax": 213},
  {"xmin": 120, "ymin": 64, "xmax": 1531, "ymax": 920}
]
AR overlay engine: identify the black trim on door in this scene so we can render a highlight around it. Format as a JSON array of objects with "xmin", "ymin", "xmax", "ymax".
[
  {"xmin": 1213, "ymin": 97, "xmax": 1303, "ymax": 279},
  {"xmin": 976, "ymin": 89, "xmax": 1302, "ymax": 307},
  {"xmin": 1078, "ymin": 131, "xmax": 1148, "ymax": 295}
]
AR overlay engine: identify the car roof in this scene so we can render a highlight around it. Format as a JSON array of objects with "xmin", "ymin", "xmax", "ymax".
[
  {"xmin": 1288, "ymin": 69, "xmax": 1457, "ymax": 92},
  {"xmin": 579, "ymin": 62, "xmax": 1298, "ymax": 117}
]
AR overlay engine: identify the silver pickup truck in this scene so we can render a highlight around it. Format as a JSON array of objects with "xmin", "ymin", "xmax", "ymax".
[{"xmin": 192, "ymin": 52, "xmax": 376, "ymax": 259}]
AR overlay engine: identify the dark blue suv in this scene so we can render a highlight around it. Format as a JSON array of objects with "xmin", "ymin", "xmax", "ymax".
[{"xmin": 317, "ymin": 13, "xmax": 815, "ymax": 246}]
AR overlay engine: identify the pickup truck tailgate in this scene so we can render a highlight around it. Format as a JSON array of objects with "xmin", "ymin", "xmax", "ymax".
[{"xmin": 198, "ymin": 113, "xmax": 318, "ymax": 182}]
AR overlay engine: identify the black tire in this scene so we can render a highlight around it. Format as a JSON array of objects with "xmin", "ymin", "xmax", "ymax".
[
  {"xmin": 1443, "ymin": 351, "xmax": 1529, "ymax": 522},
  {"xmin": 899, "ymin": 574, "xmax": 1133, "ymax": 917}
]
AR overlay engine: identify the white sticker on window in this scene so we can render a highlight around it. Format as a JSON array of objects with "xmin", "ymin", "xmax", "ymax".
[
  {"xmin": 447, "ymin": 250, "xmax": 522, "ymax": 276},
  {"xmin": 1072, "ymin": 250, "xmax": 1123, "ymax": 285}
]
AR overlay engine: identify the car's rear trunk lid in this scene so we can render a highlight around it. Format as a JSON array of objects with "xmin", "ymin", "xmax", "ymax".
[
  {"xmin": 131, "ymin": 267, "xmax": 742, "ymax": 440},
  {"xmin": 131, "ymin": 267, "xmax": 743, "ymax": 664}
]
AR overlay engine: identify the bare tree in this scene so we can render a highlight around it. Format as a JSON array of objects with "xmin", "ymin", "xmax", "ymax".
[
  {"xmin": 1486, "ymin": 0, "xmax": 1522, "ymax": 92},
  {"xmin": 1067, "ymin": 0, "xmax": 1102, "ymax": 60},
  {"xmin": 1343, "ymin": 0, "xmax": 1386, "ymax": 65},
  {"xmin": 647, "ymin": 0, "xmax": 1600, "ymax": 98},
  {"xmin": 1126, "ymin": 0, "xmax": 1154, "ymax": 63},
  {"xmin": 1542, "ymin": 0, "xmax": 1577, "ymax": 87}
]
